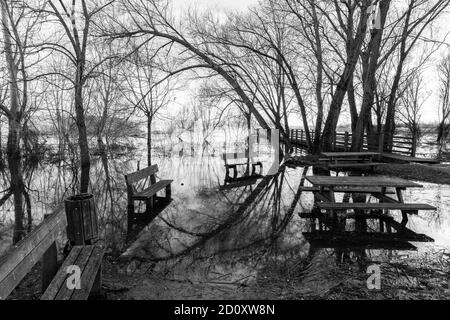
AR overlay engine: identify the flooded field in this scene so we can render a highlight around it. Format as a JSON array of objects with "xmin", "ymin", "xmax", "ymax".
[{"xmin": 1, "ymin": 130, "xmax": 449, "ymax": 300}]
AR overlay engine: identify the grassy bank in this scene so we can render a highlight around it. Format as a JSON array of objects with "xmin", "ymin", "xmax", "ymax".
[{"xmin": 375, "ymin": 163, "xmax": 450, "ymax": 185}]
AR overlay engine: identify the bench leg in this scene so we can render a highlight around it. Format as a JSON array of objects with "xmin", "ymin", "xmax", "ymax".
[
  {"xmin": 42, "ymin": 214, "xmax": 58, "ymax": 293},
  {"xmin": 146, "ymin": 198, "xmax": 154, "ymax": 214},
  {"xmin": 165, "ymin": 184, "xmax": 172, "ymax": 201},
  {"xmin": 91, "ymin": 266, "xmax": 102, "ymax": 297},
  {"xmin": 41, "ymin": 241, "xmax": 58, "ymax": 293}
]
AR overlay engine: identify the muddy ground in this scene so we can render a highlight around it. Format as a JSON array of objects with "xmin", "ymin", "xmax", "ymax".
[{"xmin": 7, "ymin": 247, "xmax": 450, "ymax": 300}]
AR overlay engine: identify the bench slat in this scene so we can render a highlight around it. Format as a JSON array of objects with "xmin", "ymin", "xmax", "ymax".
[
  {"xmin": 55, "ymin": 246, "xmax": 95, "ymax": 300},
  {"xmin": 125, "ymin": 165, "xmax": 158, "ymax": 185},
  {"xmin": 0, "ymin": 209, "xmax": 66, "ymax": 300},
  {"xmin": 316, "ymin": 202, "xmax": 436, "ymax": 211},
  {"xmin": 299, "ymin": 212, "xmax": 395, "ymax": 221},
  {"xmin": 304, "ymin": 231, "xmax": 434, "ymax": 243},
  {"xmin": 71, "ymin": 246, "xmax": 104, "ymax": 300},
  {"xmin": 132, "ymin": 180, "xmax": 173, "ymax": 200},
  {"xmin": 41, "ymin": 245, "xmax": 104, "ymax": 300},
  {"xmin": 41, "ymin": 246, "xmax": 83, "ymax": 300},
  {"xmin": 299, "ymin": 186, "xmax": 395, "ymax": 194},
  {"xmin": 327, "ymin": 162, "xmax": 382, "ymax": 168}
]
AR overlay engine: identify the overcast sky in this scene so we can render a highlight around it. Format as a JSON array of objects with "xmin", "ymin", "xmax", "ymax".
[{"xmin": 173, "ymin": 0, "xmax": 259, "ymax": 12}]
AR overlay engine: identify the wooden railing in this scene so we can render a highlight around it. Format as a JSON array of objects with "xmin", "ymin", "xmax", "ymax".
[{"xmin": 290, "ymin": 129, "xmax": 415, "ymax": 156}]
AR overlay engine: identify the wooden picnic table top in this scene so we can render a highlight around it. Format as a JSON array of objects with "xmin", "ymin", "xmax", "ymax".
[
  {"xmin": 306, "ymin": 176, "xmax": 423, "ymax": 188},
  {"xmin": 321, "ymin": 152, "xmax": 380, "ymax": 158}
]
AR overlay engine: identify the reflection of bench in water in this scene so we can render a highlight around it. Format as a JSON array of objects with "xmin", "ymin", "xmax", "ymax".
[
  {"xmin": 125, "ymin": 165, "xmax": 173, "ymax": 231},
  {"xmin": 301, "ymin": 211, "xmax": 433, "ymax": 251},
  {"xmin": 220, "ymin": 152, "xmax": 263, "ymax": 190},
  {"xmin": 299, "ymin": 176, "xmax": 436, "ymax": 251}
]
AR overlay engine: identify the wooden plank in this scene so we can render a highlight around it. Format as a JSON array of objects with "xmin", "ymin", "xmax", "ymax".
[
  {"xmin": 306, "ymin": 176, "xmax": 423, "ymax": 188},
  {"xmin": 321, "ymin": 152, "xmax": 380, "ymax": 157},
  {"xmin": 299, "ymin": 211, "xmax": 395, "ymax": 221},
  {"xmin": 41, "ymin": 246, "xmax": 83, "ymax": 300},
  {"xmin": 55, "ymin": 246, "xmax": 97, "ymax": 300},
  {"xmin": 303, "ymin": 231, "xmax": 433, "ymax": 243},
  {"xmin": 0, "ymin": 209, "xmax": 66, "ymax": 300},
  {"xmin": 125, "ymin": 165, "xmax": 159, "ymax": 184},
  {"xmin": 299, "ymin": 186, "xmax": 395, "ymax": 194},
  {"xmin": 71, "ymin": 246, "xmax": 104, "ymax": 300},
  {"xmin": 54, "ymin": 246, "xmax": 95, "ymax": 300},
  {"xmin": 132, "ymin": 180, "xmax": 173, "ymax": 200},
  {"xmin": 327, "ymin": 162, "xmax": 383, "ymax": 169},
  {"xmin": 316, "ymin": 202, "xmax": 436, "ymax": 211},
  {"xmin": 307, "ymin": 238, "xmax": 417, "ymax": 251},
  {"xmin": 371, "ymin": 193, "xmax": 400, "ymax": 204},
  {"xmin": 82, "ymin": 199, "xmax": 92, "ymax": 241}
]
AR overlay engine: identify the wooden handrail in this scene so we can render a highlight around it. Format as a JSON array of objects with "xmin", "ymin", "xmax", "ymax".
[{"xmin": 290, "ymin": 129, "xmax": 415, "ymax": 156}]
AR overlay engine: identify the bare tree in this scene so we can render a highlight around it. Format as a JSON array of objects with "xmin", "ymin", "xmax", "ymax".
[
  {"xmin": 39, "ymin": 0, "xmax": 114, "ymax": 193},
  {"xmin": 437, "ymin": 53, "xmax": 450, "ymax": 153},
  {"xmin": 0, "ymin": 0, "xmax": 42, "ymax": 243},
  {"xmin": 397, "ymin": 73, "xmax": 427, "ymax": 156},
  {"xmin": 121, "ymin": 42, "xmax": 176, "ymax": 166}
]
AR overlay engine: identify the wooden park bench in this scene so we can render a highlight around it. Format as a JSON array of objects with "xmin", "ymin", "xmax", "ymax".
[
  {"xmin": 125, "ymin": 165, "xmax": 173, "ymax": 216},
  {"xmin": 222, "ymin": 153, "xmax": 263, "ymax": 182},
  {"xmin": 315, "ymin": 202, "xmax": 436, "ymax": 212},
  {"xmin": 299, "ymin": 186, "xmax": 395, "ymax": 194},
  {"xmin": 0, "ymin": 196, "xmax": 104, "ymax": 300}
]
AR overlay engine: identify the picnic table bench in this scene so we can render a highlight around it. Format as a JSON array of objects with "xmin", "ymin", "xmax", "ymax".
[
  {"xmin": 222, "ymin": 153, "xmax": 263, "ymax": 183},
  {"xmin": 125, "ymin": 164, "xmax": 173, "ymax": 216},
  {"xmin": 320, "ymin": 152, "xmax": 383, "ymax": 171}
]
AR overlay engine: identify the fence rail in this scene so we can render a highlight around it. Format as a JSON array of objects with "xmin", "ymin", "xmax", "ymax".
[{"xmin": 290, "ymin": 129, "xmax": 414, "ymax": 156}]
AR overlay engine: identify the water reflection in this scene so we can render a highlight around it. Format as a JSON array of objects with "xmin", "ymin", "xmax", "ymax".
[{"xmin": 1, "ymin": 134, "xmax": 450, "ymax": 290}]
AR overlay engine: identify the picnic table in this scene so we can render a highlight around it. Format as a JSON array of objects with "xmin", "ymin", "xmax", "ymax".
[
  {"xmin": 319, "ymin": 152, "xmax": 382, "ymax": 171},
  {"xmin": 305, "ymin": 175, "xmax": 436, "ymax": 227}
]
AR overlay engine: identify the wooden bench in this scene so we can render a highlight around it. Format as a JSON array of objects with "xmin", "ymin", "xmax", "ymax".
[
  {"xmin": 326, "ymin": 162, "xmax": 383, "ymax": 169},
  {"xmin": 299, "ymin": 186, "xmax": 395, "ymax": 194},
  {"xmin": 125, "ymin": 165, "xmax": 173, "ymax": 216},
  {"xmin": 0, "ymin": 210, "xmax": 104, "ymax": 300},
  {"xmin": 41, "ymin": 245, "xmax": 104, "ymax": 300},
  {"xmin": 225, "ymin": 162, "xmax": 263, "ymax": 181},
  {"xmin": 315, "ymin": 202, "xmax": 436, "ymax": 212}
]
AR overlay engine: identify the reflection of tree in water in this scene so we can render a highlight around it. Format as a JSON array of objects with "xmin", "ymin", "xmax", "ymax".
[{"xmin": 120, "ymin": 164, "xmax": 312, "ymax": 284}]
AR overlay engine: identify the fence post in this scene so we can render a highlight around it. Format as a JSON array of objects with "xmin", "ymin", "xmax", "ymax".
[
  {"xmin": 41, "ymin": 214, "xmax": 58, "ymax": 293},
  {"xmin": 344, "ymin": 131, "xmax": 349, "ymax": 151},
  {"xmin": 333, "ymin": 132, "xmax": 337, "ymax": 151}
]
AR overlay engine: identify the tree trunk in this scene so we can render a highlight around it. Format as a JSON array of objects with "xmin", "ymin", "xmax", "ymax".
[
  {"xmin": 147, "ymin": 114, "xmax": 152, "ymax": 166},
  {"xmin": 8, "ymin": 119, "xmax": 25, "ymax": 244},
  {"xmin": 2, "ymin": 1, "xmax": 26, "ymax": 244},
  {"xmin": 383, "ymin": 2, "xmax": 413, "ymax": 152},
  {"xmin": 321, "ymin": 0, "xmax": 371, "ymax": 151},
  {"xmin": 74, "ymin": 66, "xmax": 91, "ymax": 194},
  {"xmin": 352, "ymin": 0, "xmax": 391, "ymax": 151}
]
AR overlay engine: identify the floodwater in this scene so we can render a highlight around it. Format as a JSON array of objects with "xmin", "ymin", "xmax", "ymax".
[{"xmin": 1, "ymin": 131, "xmax": 450, "ymax": 296}]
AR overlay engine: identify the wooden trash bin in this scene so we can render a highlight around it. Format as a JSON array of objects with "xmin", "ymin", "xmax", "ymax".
[{"xmin": 65, "ymin": 193, "xmax": 98, "ymax": 245}]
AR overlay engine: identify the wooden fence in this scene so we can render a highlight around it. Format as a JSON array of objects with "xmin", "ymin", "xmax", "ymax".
[{"xmin": 290, "ymin": 129, "xmax": 415, "ymax": 156}]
